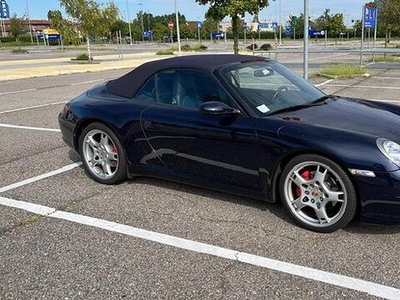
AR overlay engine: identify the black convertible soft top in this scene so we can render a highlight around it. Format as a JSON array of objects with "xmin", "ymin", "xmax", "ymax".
[{"xmin": 106, "ymin": 54, "xmax": 266, "ymax": 98}]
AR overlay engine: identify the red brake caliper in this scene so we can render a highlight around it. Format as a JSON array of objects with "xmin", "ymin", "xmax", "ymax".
[
  {"xmin": 295, "ymin": 170, "xmax": 311, "ymax": 198},
  {"xmin": 111, "ymin": 146, "xmax": 118, "ymax": 160}
]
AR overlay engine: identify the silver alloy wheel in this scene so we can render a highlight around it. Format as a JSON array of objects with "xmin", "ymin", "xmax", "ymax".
[
  {"xmin": 82, "ymin": 129, "xmax": 119, "ymax": 180},
  {"xmin": 283, "ymin": 161, "xmax": 347, "ymax": 228}
]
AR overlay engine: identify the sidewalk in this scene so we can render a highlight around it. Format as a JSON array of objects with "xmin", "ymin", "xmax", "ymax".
[{"xmin": 0, "ymin": 52, "xmax": 169, "ymax": 81}]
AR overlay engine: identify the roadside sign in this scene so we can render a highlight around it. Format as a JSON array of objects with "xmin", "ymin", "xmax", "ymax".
[
  {"xmin": 364, "ymin": 6, "xmax": 377, "ymax": 28},
  {"xmin": 168, "ymin": 21, "xmax": 174, "ymax": 29},
  {"xmin": 211, "ymin": 32, "xmax": 224, "ymax": 39},
  {"xmin": 272, "ymin": 22, "xmax": 278, "ymax": 29},
  {"xmin": 309, "ymin": 30, "xmax": 325, "ymax": 36},
  {"xmin": 197, "ymin": 21, "xmax": 202, "ymax": 29},
  {"xmin": 43, "ymin": 29, "xmax": 60, "ymax": 35},
  {"xmin": 0, "ymin": 0, "xmax": 9, "ymax": 19},
  {"xmin": 284, "ymin": 27, "xmax": 292, "ymax": 35},
  {"xmin": 258, "ymin": 23, "xmax": 268, "ymax": 29},
  {"xmin": 142, "ymin": 31, "xmax": 152, "ymax": 38},
  {"xmin": 242, "ymin": 22, "xmax": 248, "ymax": 30},
  {"xmin": 38, "ymin": 33, "xmax": 60, "ymax": 40}
]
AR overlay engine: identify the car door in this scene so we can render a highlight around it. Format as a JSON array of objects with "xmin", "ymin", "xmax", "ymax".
[{"xmin": 140, "ymin": 69, "xmax": 262, "ymax": 190}]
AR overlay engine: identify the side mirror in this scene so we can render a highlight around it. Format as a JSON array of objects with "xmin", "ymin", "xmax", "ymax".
[{"xmin": 199, "ymin": 101, "xmax": 240, "ymax": 115}]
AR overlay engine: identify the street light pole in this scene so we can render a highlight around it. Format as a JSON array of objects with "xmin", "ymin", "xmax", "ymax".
[
  {"xmin": 174, "ymin": 0, "xmax": 181, "ymax": 55},
  {"xmin": 126, "ymin": 0, "xmax": 133, "ymax": 45},
  {"xmin": 25, "ymin": 0, "xmax": 33, "ymax": 44},
  {"xmin": 139, "ymin": 3, "xmax": 144, "ymax": 42},
  {"xmin": 303, "ymin": 0, "xmax": 309, "ymax": 80},
  {"xmin": 278, "ymin": 0, "xmax": 282, "ymax": 45}
]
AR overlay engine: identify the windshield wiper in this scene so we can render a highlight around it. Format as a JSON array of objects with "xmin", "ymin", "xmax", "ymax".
[
  {"xmin": 268, "ymin": 95, "xmax": 335, "ymax": 116},
  {"xmin": 311, "ymin": 94, "xmax": 339, "ymax": 104}
]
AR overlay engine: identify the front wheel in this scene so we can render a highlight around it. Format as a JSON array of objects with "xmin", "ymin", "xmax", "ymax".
[
  {"xmin": 79, "ymin": 122, "xmax": 127, "ymax": 184},
  {"xmin": 279, "ymin": 154, "xmax": 357, "ymax": 233}
]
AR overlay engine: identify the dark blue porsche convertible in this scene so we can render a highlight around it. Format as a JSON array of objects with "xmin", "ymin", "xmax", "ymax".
[{"xmin": 59, "ymin": 54, "xmax": 400, "ymax": 232}]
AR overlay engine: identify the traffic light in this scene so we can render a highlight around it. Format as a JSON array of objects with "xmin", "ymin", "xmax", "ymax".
[{"xmin": 291, "ymin": 16, "xmax": 298, "ymax": 26}]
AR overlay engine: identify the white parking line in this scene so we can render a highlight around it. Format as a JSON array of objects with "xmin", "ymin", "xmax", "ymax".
[
  {"xmin": 0, "ymin": 163, "xmax": 82, "ymax": 193},
  {"xmin": 0, "ymin": 195, "xmax": 399, "ymax": 300},
  {"xmin": 0, "ymin": 123, "xmax": 61, "ymax": 132},
  {"xmin": 374, "ymin": 77, "xmax": 400, "ymax": 80},
  {"xmin": 0, "ymin": 79, "xmax": 106, "ymax": 95},
  {"xmin": 0, "ymin": 88, "xmax": 36, "ymax": 96},
  {"xmin": 315, "ymin": 79, "xmax": 334, "ymax": 87},
  {"xmin": 0, "ymin": 101, "xmax": 66, "ymax": 115},
  {"xmin": 311, "ymin": 52, "xmax": 351, "ymax": 61},
  {"xmin": 327, "ymin": 84, "xmax": 400, "ymax": 90},
  {"xmin": 71, "ymin": 79, "xmax": 105, "ymax": 86}
]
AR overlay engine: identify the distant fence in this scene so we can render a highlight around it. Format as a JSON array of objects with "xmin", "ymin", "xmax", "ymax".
[{"xmin": 254, "ymin": 47, "xmax": 400, "ymax": 65}]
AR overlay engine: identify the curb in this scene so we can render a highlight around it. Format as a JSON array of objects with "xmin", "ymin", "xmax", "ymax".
[{"xmin": 0, "ymin": 53, "xmax": 171, "ymax": 82}]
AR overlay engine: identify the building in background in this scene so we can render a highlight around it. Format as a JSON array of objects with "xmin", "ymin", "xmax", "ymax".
[
  {"xmin": 1, "ymin": 19, "xmax": 51, "ymax": 37},
  {"xmin": 219, "ymin": 21, "xmax": 275, "ymax": 33}
]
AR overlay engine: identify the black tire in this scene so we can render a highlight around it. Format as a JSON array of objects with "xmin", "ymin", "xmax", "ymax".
[
  {"xmin": 79, "ymin": 122, "xmax": 127, "ymax": 184},
  {"xmin": 279, "ymin": 154, "xmax": 357, "ymax": 233}
]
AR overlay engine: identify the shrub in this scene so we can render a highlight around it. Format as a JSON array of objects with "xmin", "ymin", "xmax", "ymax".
[
  {"xmin": 260, "ymin": 44, "xmax": 273, "ymax": 51},
  {"xmin": 11, "ymin": 49, "xmax": 28, "ymax": 54},
  {"xmin": 72, "ymin": 53, "xmax": 92, "ymax": 61},
  {"xmin": 246, "ymin": 43, "xmax": 258, "ymax": 51},
  {"xmin": 181, "ymin": 44, "xmax": 191, "ymax": 51},
  {"xmin": 156, "ymin": 49, "xmax": 174, "ymax": 55},
  {"xmin": 189, "ymin": 44, "xmax": 208, "ymax": 52},
  {"xmin": 0, "ymin": 36, "xmax": 16, "ymax": 43}
]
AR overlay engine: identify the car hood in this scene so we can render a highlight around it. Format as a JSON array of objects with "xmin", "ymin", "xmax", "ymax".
[{"xmin": 275, "ymin": 97, "xmax": 400, "ymax": 142}]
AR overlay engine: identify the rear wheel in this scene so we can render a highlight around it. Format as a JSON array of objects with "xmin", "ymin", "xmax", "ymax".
[
  {"xmin": 279, "ymin": 154, "xmax": 357, "ymax": 233},
  {"xmin": 79, "ymin": 122, "xmax": 127, "ymax": 184}
]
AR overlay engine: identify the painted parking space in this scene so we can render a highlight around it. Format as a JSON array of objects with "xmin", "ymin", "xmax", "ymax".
[
  {"xmin": 1, "ymin": 69, "xmax": 399, "ymax": 299},
  {"xmin": 310, "ymin": 69, "xmax": 400, "ymax": 103}
]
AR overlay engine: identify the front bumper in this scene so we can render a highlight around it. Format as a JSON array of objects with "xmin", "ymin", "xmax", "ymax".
[{"xmin": 356, "ymin": 170, "xmax": 400, "ymax": 225}]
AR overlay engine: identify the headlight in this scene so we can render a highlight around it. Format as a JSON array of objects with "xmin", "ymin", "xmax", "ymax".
[{"xmin": 377, "ymin": 138, "xmax": 400, "ymax": 167}]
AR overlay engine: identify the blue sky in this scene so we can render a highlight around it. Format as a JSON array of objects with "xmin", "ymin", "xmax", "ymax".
[{"xmin": 7, "ymin": 0, "xmax": 368, "ymax": 26}]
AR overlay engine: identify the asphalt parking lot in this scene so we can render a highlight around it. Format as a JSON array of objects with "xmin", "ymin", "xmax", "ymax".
[{"xmin": 1, "ymin": 58, "xmax": 400, "ymax": 299}]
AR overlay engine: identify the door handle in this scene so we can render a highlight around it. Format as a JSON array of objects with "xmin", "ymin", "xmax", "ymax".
[{"xmin": 144, "ymin": 120, "xmax": 163, "ymax": 131}]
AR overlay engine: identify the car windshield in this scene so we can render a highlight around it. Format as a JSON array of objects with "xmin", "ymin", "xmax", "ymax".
[{"xmin": 220, "ymin": 60, "xmax": 326, "ymax": 116}]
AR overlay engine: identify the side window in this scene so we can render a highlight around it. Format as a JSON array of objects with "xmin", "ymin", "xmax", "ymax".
[
  {"xmin": 173, "ymin": 70, "xmax": 235, "ymax": 109},
  {"xmin": 156, "ymin": 71, "xmax": 175, "ymax": 105},
  {"xmin": 134, "ymin": 76, "xmax": 156, "ymax": 102}
]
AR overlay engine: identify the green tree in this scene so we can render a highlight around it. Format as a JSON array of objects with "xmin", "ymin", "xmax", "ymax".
[
  {"xmin": 141, "ymin": 12, "xmax": 190, "ymax": 42},
  {"xmin": 351, "ymin": 19, "xmax": 362, "ymax": 38},
  {"xmin": 376, "ymin": 0, "xmax": 400, "ymax": 47},
  {"xmin": 59, "ymin": 0, "xmax": 119, "ymax": 59},
  {"xmin": 151, "ymin": 22, "xmax": 169, "ymax": 42},
  {"xmin": 315, "ymin": 9, "xmax": 346, "ymax": 44},
  {"xmin": 9, "ymin": 14, "xmax": 26, "ymax": 49},
  {"xmin": 47, "ymin": 10, "xmax": 63, "ymax": 29},
  {"xmin": 110, "ymin": 19, "xmax": 129, "ymax": 38},
  {"xmin": 100, "ymin": 2, "xmax": 120, "ymax": 41},
  {"xmin": 290, "ymin": 15, "xmax": 311, "ymax": 39},
  {"xmin": 195, "ymin": 0, "xmax": 270, "ymax": 54},
  {"xmin": 201, "ymin": 18, "xmax": 220, "ymax": 40},
  {"xmin": 48, "ymin": 10, "xmax": 80, "ymax": 45}
]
